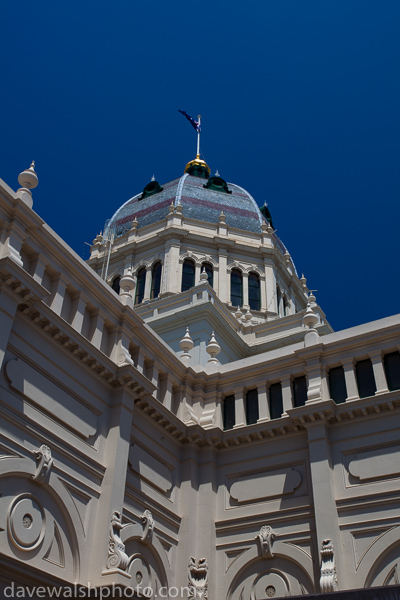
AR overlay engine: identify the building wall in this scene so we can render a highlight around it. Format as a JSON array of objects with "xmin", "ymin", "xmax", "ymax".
[{"xmin": 0, "ymin": 176, "xmax": 400, "ymax": 598}]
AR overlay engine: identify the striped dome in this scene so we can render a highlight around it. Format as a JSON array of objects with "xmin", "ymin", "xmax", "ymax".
[{"xmin": 107, "ymin": 172, "xmax": 265, "ymax": 237}]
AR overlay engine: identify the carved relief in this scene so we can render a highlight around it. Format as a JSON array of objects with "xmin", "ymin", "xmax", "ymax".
[
  {"xmin": 188, "ymin": 557, "xmax": 208, "ymax": 600},
  {"xmin": 8, "ymin": 493, "xmax": 46, "ymax": 551},
  {"xmin": 106, "ymin": 511, "xmax": 129, "ymax": 571},
  {"xmin": 257, "ymin": 525, "xmax": 279, "ymax": 558},
  {"xmin": 140, "ymin": 509, "xmax": 155, "ymax": 544},
  {"xmin": 32, "ymin": 445, "xmax": 53, "ymax": 484},
  {"xmin": 319, "ymin": 539, "xmax": 338, "ymax": 593}
]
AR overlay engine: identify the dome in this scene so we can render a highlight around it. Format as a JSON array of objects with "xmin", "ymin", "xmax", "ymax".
[{"xmin": 107, "ymin": 169, "xmax": 266, "ymax": 237}]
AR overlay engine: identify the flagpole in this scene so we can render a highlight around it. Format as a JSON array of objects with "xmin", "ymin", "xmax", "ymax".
[{"xmin": 197, "ymin": 115, "xmax": 201, "ymax": 158}]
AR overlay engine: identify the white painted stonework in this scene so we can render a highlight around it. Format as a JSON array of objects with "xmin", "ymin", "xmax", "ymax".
[{"xmin": 0, "ymin": 162, "xmax": 399, "ymax": 598}]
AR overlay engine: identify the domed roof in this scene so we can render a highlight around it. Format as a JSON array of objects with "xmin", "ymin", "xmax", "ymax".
[{"xmin": 107, "ymin": 170, "xmax": 266, "ymax": 237}]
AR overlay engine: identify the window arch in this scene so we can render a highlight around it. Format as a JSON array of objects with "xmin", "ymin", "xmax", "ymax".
[
  {"xmin": 181, "ymin": 259, "xmax": 195, "ymax": 292},
  {"xmin": 201, "ymin": 262, "xmax": 213, "ymax": 288},
  {"xmin": 248, "ymin": 272, "xmax": 260, "ymax": 311},
  {"xmin": 135, "ymin": 267, "xmax": 146, "ymax": 304},
  {"xmin": 231, "ymin": 269, "xmax": 243, "ymax": 307},
  {"xmin": 111, "ymin": 275, "xmax": 121, "ymax": 295},
  {"xmin": 151, "ymin": 262, "xmax": 162, "ymax": 299}
]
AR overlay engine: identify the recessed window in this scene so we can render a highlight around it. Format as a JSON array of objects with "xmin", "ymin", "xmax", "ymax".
[
  {"xmin": 383, "ymin": 352, "xmax": 400, "ymax": 391},
  {"xmin": 248, "ymin": 272, "xmax": 260, "ymax": 311},
  {"xmin": 355, "ymin": 359, "xmax": 376, "ymax": 398},
  {"xmin": 181, "ymin": 259, "xmax": 195, "ymax": 291},
  {"xmin": 151, "ymin": 262, "xmax": 162, "ymax": 299},
  {"xmin": 111, "ymin": 276, "xmax": 121, "ymax": 295},
  {"xmin": 135, "ymin": 267, "xmax": 146, "ymax": 304},
  {"xmin": 328, "ymin": 366, "xmax": 347, "ymax": 404},
  {"xmin": 245, "ymin": 389, "xmax": 259, "ymax": 425},
  {"xmin": 223, "ymin": 395, "xmax": 235, "ymax": 430},
  {"xmin": 293, "ymin": 376, "xmax": 307, "ymax": 407},
  {"xmin": 269, "ymin": 383, "xmax": 283, "ymax": 419},
  {"xmin": 231, "ymin": 269, "xmax": 243, "ymax": 307},
  {"xmin": 201, "ymin": 262, "xmax": 213, "ymax": 288}
]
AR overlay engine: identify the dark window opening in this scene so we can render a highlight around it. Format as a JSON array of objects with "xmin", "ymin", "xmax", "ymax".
[
  {"xmin": 355, "ymin": 359, "xmax": 377, "ymax": 398},
  {"xmin": 151, "ymin": 262, "xmax": 162, "ymax": 299},
  {"xmin": 245, "ymin": 388, "xmax": 259, "ymax": 425},
  {"xmin": 181, "ymin": 259, "xmax": 195, "ymax": 292},
  {"xmin": 223, "ymin": 395, "xmax": 235, "ymax": 430},
  {"xmin": 383, "ymin": 352, "xmax": 400, "ymax": 391},
  {"xmin": 248, "ymin": 272, "xmax": 260, "ymax": 311},
  {"xmin": 135, "ymin": 267, "xmax": 146, "ymax": 304},
  {"xmin": 112, "ymin": 276, "xmax": 121, "ymax": 295},
  {"xmin": 231, "ymin": 269, "xmax": 243, "ymax": 307},
  {"xmin": 269, "ymin": 383, "xmax": 283, "ymax": 419},
  {"xmin": 293, "ymin": 376, "xmax": 307, "ymax": 407},
  {"xmin": 202, "ymin": 262, "xmax": 213, "ymax": 288},
  {"xmin": 328, "ymin": 366, "xmax": 347, "ymax": 404}
]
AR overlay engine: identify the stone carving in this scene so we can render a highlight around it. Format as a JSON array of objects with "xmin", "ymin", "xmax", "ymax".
[
  {"xmin": 32, "ymin": 445, "xmax": 53, "ymax": 484},
  {"xmin": 257, "ymin": 525, "xmax": 279, "ymax": 558},
  {"xmin": 140, "ymin": 509, "xmax": 155, "ymax": 544},
  {"xmin": 106, "ymin": 511, "xmax": 129, "ymax": 571},
  {"xmin": 188, "ymin": 557, "xmax": 208, "ymax": 600},
  {"xmin": 319, "ymin": 539, "xmax": 338, "ymax": 593}
]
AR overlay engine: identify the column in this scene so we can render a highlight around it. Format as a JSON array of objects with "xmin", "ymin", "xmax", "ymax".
[
  {"xmin": 342, "ymin": 358, "xmax": 358, "ymax": 401},
  {"xmin": 91, "ymin": 310, "xmax": 105, "ymax": 350},
  {"xmin": 88, "ymin": 387, "xmax": 135, "ymax": 585},
  {"xmin": 30, "ymin": 254, "xmax": 47, "ymax": 286},
  {"xmin": 307, "ymin": 422, "xmax": 345, "ymax": 590},
  {"xmin": 0, "ymin": 286, "xmax": 17, "ymax": 370},
  {"xmin": 281, "ymin": 375, "xmax": 292, "ymax": 413},
  {"xmin": 257, "ymin": 382, "xmax": 270, "ymax": 422},
  {"xmin": 143, "ymin": 265, "xmax": 152, "ymax": 301},
  {"xmin": 305, "ymin": 355, "xmax": 324, "ymax": 403},
  {"xmin": 218, "ymin": 249, "xmax": 228, "ymax": 303},
  {"xmin": 50, "ymin": 274, "xmax": 68, "ymax": 316},
  {"xmin": 260, "ymin": 276, "xmax": 267, "ymax": 311},
  {"xmin": 70, "ymin": 292, "xmax": 86, "ymax": 334},
  {"xmin": 233, "ymin": 387, "xmax": 246, "ymax": 428},
  {"xmin": 369, "ymin": 350, "xmax": 389, "ymax": 394},
  {"xmin": 195, "ymin": 262, "xmax": 201, "ymax": 285},
  {"xmin": 163, "ymin": 375, "xmax": 173, "ymax": 410},
  {"xmin": 242, "ymin": 272, "xmax": 249, "ymax": 310},
  {"xmin": 264, "ymin": 259, "xmax": 277, "ymax": 315},
  {"xmin": 163, "ymin": 238, "xmax": 181, "ymax": 294}
]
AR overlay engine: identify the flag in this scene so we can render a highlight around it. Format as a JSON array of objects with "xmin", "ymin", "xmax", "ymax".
[{"xmin": 178, "ymin": 110, "xmax": 200, "ymax": 133}]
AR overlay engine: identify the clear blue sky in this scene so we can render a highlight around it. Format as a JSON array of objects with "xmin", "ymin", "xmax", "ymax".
[{"xmin": 1, "ymin": 1, "xmax": 399, "ymax": 331}]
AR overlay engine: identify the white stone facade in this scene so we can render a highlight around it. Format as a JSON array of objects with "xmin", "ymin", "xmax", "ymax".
[{"xmin": 0, "ymin": 164, "xmax": 400, "ymax": 598}]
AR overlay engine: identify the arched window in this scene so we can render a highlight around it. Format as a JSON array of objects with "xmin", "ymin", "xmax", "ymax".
[
  {"xmin": 135, "ymin": 267, "xmax": 146, "ymax": 304},
  {"xmin": 276, "ymin": 286, "xmax": 282, "ymax": 316},
  {"xmin": 151, "ymin": 262, "xmax": 162, "ymax": 299},
  {"xmin": 231, "ymin": 269, "xmax": 243, "ymax": 307},
  {"xmin": 202, "ymin": 262, "xmax": 213, "ymax": 288},
  {"xmin": 248, "ymin": 272, "xmax": 260, "ymax": 311},
  {"xmin": 111, "ymin": 276, "xmax": 121, "ymax": 295},
  {"xmin": 181, "ymin": 259, "xmax": 195, "ymax": 292}
]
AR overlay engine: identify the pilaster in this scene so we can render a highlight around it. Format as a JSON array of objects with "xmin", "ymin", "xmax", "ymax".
[
  {"xmin": 369, "ymin": 350, "xmax": 389, "ymax": 395},
  {"xmin": 342, "ymin": 358, "xmax": 358, "ymax": 401},
  {"xmin": 257, "ymin": 382, "xmax": 270, "ymax": 422},
  {"xmin": 233, "ymin": 387, "xmax": 246, "ymax": 428}
]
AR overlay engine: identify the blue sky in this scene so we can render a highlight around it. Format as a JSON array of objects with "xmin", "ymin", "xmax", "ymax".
[{"xmin": 1, "ymin": 1, "xmax": 399, "ymax": 331}]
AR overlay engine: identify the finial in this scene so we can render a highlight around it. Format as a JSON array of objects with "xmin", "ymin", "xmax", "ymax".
[
  {"xmin": 219, "ymin": 211, "xmax": 226, "ymax": 223},
  {"xmin": 17, "ymin": 161, "xmax": 38, "ymax": 208},
  {"xmin": 206, "ymin": 331, "xmax": 221, "ymax": 363},
  {"xmin": 151, "ymin": 174, "xmax": 155, "ymax": 182},
  {"xmin": 18, "ymin": 161, "xmax": 39, "ymax": 190},
  {"xmin": 235, "ymin": 306, "xmax": 243, "ymax": 319},
  {"xmin": 215, "ymin": 170, "xmax": 220, "ymax": 177},
  {"xmin": 168, "ymin": 201, "xmax": 175, "ymax": 214},
  {"xmin": 179, "ymin": 327, "xmax": 194, "ymax": 366},
  {"xmin": 244, "ymin": 309, "xmax": 252, "ymax": 321},
  {"xmin": 200, "ymin": 268, "xmax": 208, "ymax": 281}
]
